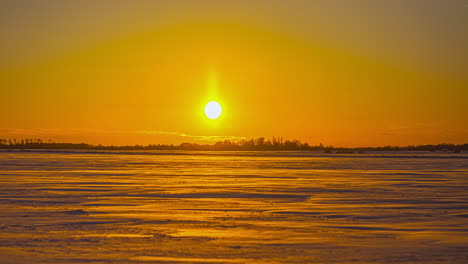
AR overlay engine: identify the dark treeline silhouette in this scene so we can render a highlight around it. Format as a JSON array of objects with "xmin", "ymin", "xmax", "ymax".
[{"xmin": 0, "ymin": 137, "xmax": 466, "ymax": 152}]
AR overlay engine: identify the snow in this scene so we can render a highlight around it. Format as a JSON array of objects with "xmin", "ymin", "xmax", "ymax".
[{"xmin": 0, "ymin": 151, "xmax": 467, "ymax": 263}]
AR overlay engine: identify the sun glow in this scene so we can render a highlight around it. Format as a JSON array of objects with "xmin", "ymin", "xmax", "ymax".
[{"xmin": 204, "ymin": 101, "xmax": 222, "ymax": 119}]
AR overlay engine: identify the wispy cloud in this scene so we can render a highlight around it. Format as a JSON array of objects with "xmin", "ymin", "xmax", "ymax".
[
  {"xmin": 117, "ymin": 130, "xmax": 246, "ymax": 142},
  {"xmin": 377, "ymin": 123, "xmax": 468, "ymax": 139},
  {"xmin": 0, "ymin": 128, "xmax": 245, "ymax": 142}
]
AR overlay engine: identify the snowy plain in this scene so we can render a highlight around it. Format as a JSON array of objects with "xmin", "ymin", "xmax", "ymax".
[{"xmin": 0, "ymin": 150, "xmax": 467, "ymax": 263}]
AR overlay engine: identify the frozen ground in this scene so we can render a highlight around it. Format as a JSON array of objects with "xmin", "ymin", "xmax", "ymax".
[{"xmin": 0, "ymin": 150, "xmax": 467, "ymax": 263}]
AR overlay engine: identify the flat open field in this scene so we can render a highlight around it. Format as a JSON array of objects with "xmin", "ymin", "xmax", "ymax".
[{"xmin": 1, "ymin": 150, "xmax": 467, "ymax": 263}]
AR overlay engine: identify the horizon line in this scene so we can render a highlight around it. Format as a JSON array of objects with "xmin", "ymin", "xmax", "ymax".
[{"xmin": 0, "ymin": 137, "xmax": 466, "ymax": 151}]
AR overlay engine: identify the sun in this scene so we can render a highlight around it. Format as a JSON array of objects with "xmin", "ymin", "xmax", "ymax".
[{"xmin": 204, "ymin": 101, "xmax": 222, "ymax": 119}]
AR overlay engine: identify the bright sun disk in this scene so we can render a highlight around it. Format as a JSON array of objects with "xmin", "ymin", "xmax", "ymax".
[{"xmin": 204, "ymin": 101, "xmax": 222, "ymax": 119}]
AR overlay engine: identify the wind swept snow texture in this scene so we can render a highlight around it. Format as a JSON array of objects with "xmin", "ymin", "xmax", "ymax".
[{"xmin": 0, "ymin": 150, "xmax": 467, "ymax": 263}]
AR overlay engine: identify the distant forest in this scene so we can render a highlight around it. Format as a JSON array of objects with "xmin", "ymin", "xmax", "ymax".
[{"xmin": 0, "ymin": 137, "xmax": 466, "ymax": 152}]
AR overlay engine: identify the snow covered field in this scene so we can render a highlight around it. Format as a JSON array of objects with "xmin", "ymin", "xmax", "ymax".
[{"xmin": 0, "ymin": 150, "xmax": 467, "ymax": 263}]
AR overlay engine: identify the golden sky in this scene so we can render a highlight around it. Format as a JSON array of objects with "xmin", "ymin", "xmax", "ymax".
[{"xmin": 1, "ymin": 0, "xmax": 467, "ymax": 147}]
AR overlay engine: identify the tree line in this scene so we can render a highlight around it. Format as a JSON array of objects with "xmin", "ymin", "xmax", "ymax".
[{"xmin": 0, "ymin": 137, "xmax": 466, "ymax": 152}]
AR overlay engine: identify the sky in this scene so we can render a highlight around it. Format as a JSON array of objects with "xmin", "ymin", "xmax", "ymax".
[{"xmin": 1, "ymin": 0, "xmax": 467, "ymax": 147}]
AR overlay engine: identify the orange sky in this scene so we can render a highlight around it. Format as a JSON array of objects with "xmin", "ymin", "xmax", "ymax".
[{"xmin": 1, "ymin": 0, "xmax": 467, "ymax": 147}]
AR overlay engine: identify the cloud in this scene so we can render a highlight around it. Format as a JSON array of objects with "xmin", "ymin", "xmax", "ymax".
[
  {"xmin": 377, "ymin": 123, "xmax": 468, "ymax": 140},
  {"xmin": 0, "ymin": 128, "xmax": 245, "ymax": 142},
  {"xmin": 381, "ymin": 133, "xmax": 397, "ymax": 136},
  {"xmin": 130, "ymin": 130, "xmax": 245, "ymax": 142}
]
